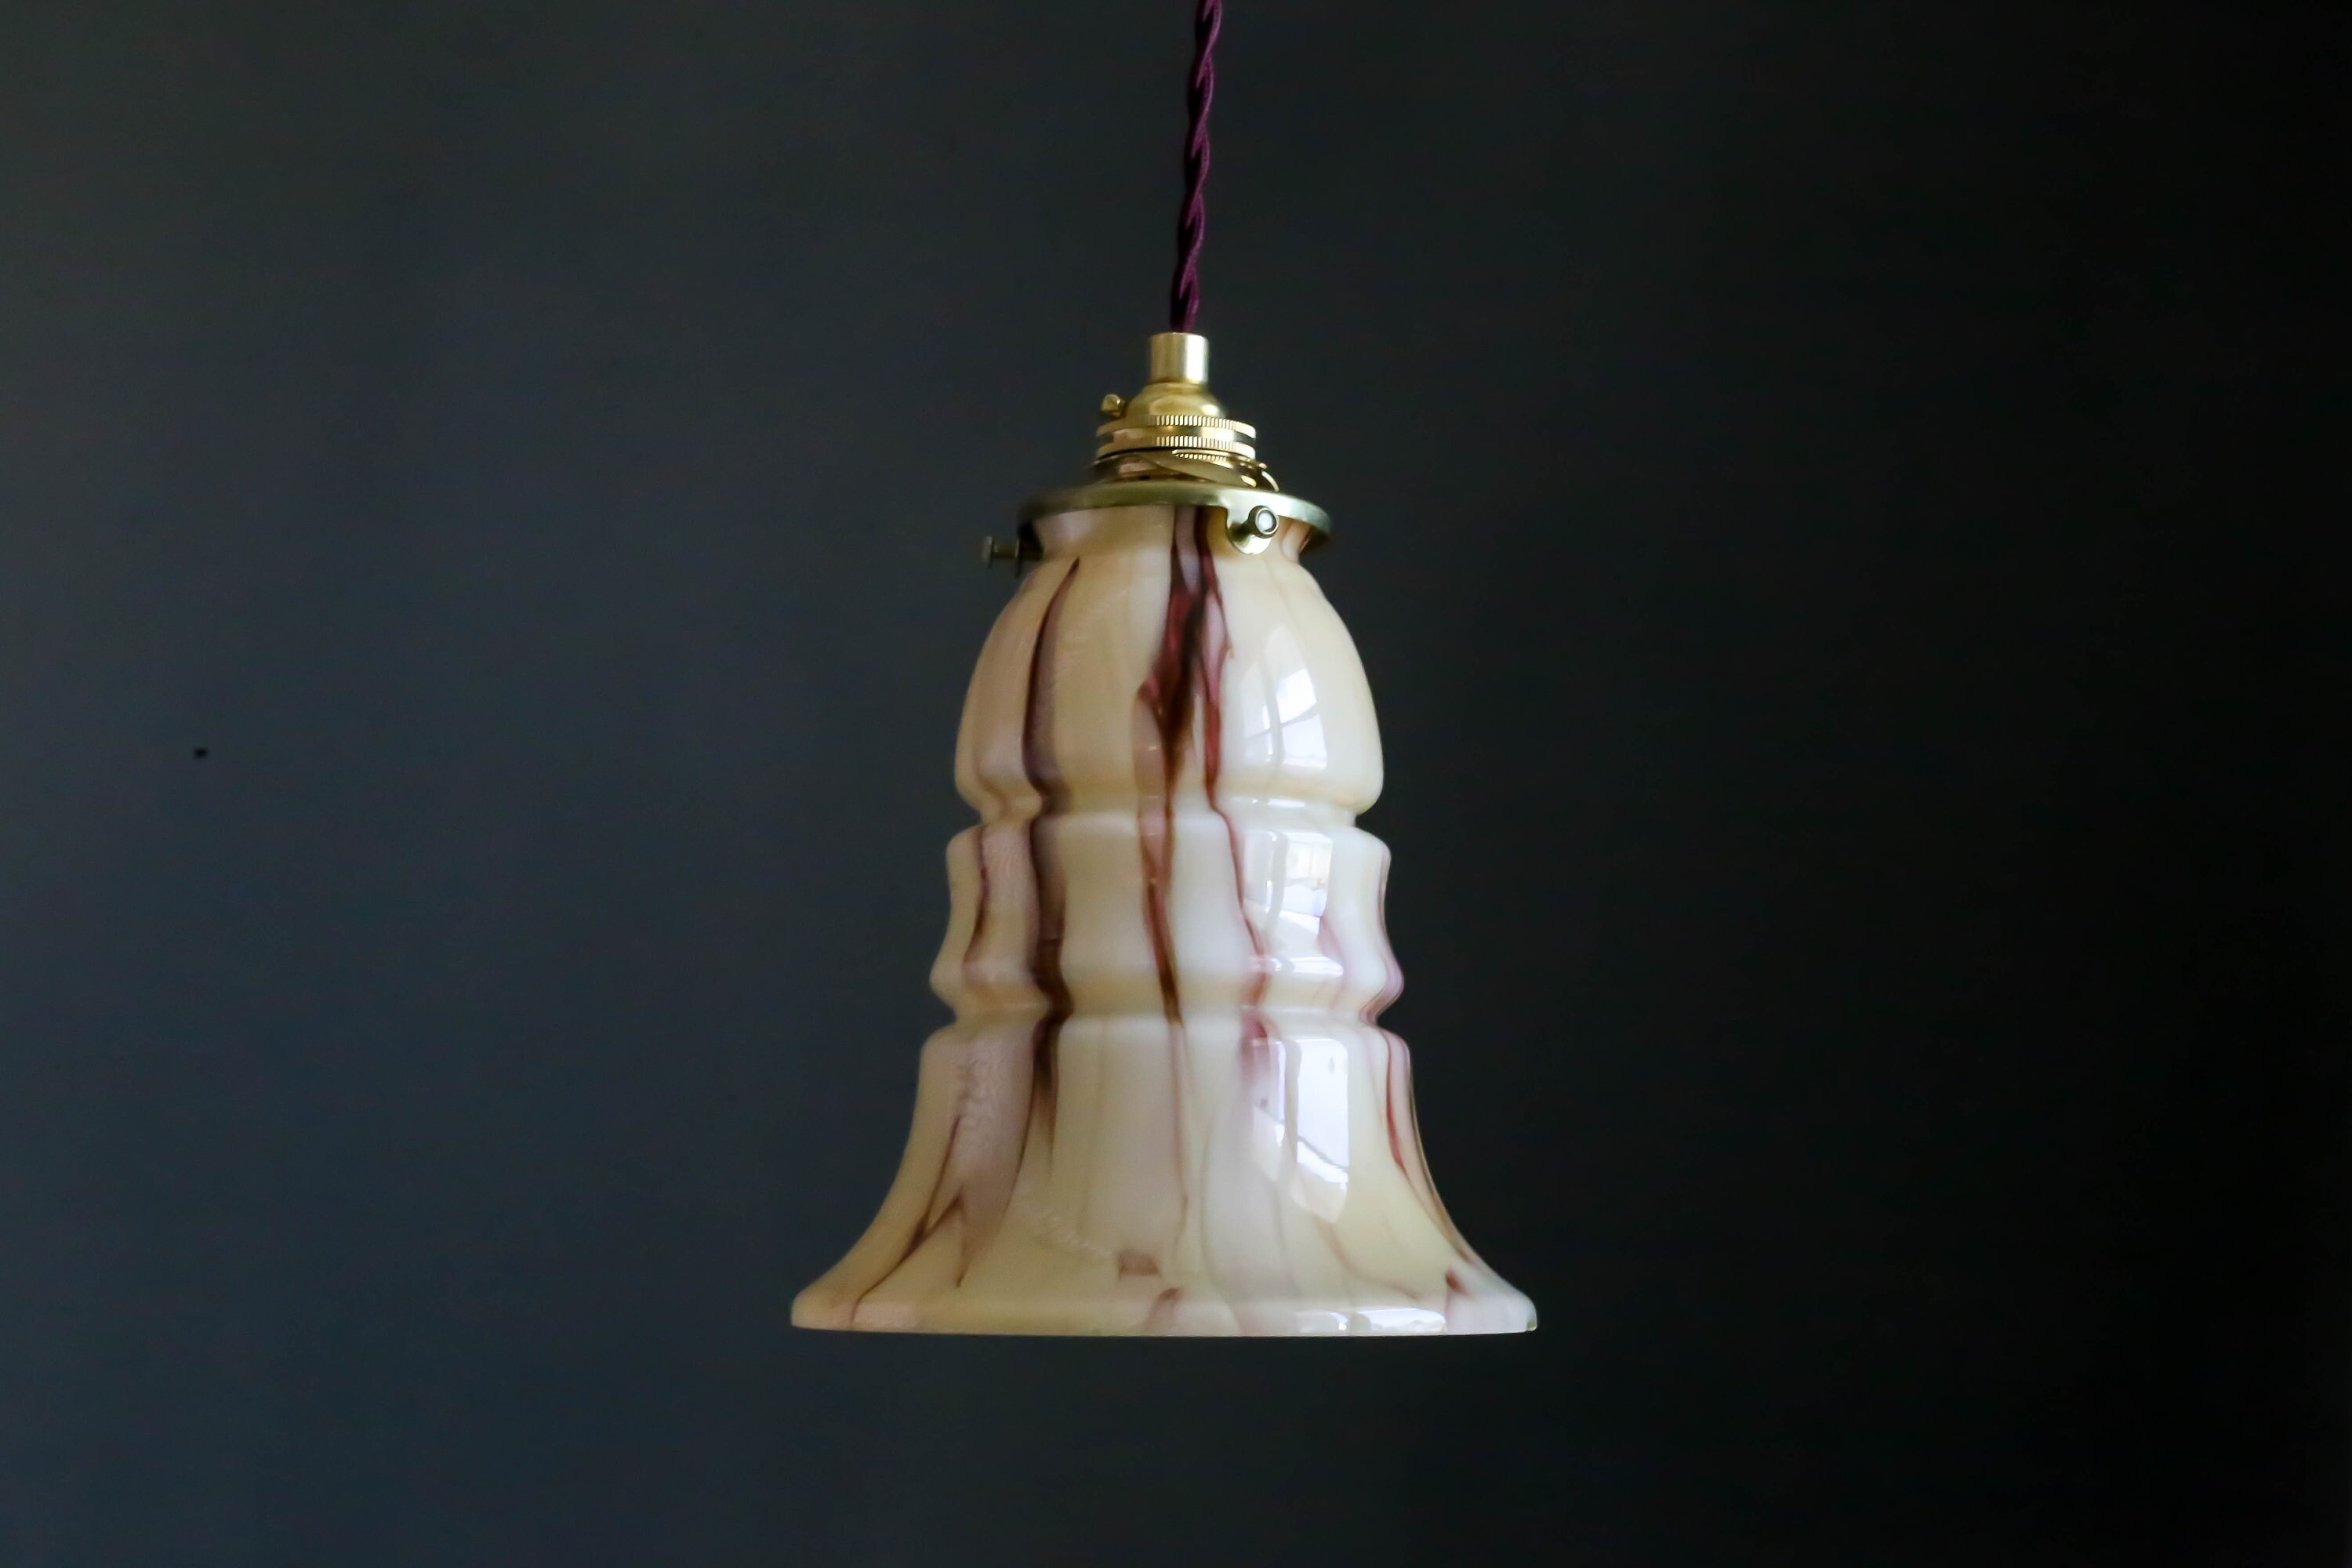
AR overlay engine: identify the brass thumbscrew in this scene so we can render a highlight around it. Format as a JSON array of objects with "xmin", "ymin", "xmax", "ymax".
[
  {"xmin": 1225, "ymin": 505, "xmax": 1281, "ymax": 554},
  {"xmin": 980, "ymin": 535, "xmax": 1039, "ymax": 569}
]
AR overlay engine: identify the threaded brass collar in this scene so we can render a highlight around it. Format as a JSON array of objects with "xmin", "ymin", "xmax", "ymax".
[
  {"xmin": 1091, "ymin": 332, "xmax": 1267, "ymax": 486},
  {"xmin": 1017, "ymin": 332, "xmax": 1328, "ymax": 538}
]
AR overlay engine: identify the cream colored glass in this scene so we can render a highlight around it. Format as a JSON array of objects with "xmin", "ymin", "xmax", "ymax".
[{"xmin": 793, "ymin": 503, "xmax": 1534, "ymax": 1336}]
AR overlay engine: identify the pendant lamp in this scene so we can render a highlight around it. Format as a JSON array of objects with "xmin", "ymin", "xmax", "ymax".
[{"xmin": 793, "ymin": 2, "xmax": 1535, "ymax": 1337}]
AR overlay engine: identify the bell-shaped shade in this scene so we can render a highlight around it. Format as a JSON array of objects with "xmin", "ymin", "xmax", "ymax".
[{"xmin": 793, "ymin": 502, "xmax": 1534, "ymax": 1336}]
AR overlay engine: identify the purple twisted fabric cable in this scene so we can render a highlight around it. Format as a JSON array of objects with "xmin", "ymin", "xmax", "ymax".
[{"xmin": 1167, "ymin": 0, "xmax": 1222, "ymax": 333}]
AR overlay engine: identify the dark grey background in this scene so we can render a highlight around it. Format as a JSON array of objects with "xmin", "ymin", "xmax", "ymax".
[{"xmin": 2, "ymin": 1, "xmax": 2347, "ymax": 1563}]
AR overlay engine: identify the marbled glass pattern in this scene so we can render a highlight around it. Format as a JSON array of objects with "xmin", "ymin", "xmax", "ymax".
[{"xmin": 793, "ymin": 504, "xmax": 1535, "ymax": 1336}]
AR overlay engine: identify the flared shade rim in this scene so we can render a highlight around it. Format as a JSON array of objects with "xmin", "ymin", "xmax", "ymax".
[{"xmin": 790, "ymin": 1284, "xmax": 1537, "ymax": 1338}]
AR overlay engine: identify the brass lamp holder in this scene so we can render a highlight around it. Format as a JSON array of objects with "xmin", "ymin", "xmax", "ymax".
[{"xmin": 985, "ymin": 331, "xmax": 1330, "ymax": 569}]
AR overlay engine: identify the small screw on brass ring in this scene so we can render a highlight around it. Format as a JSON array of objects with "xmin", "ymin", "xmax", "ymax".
[
  {"xmin": 980, "ymin": 535, "xmax": 1035, "ymax": 570},
  {"xmin": 1226, "ymin": 505, "xmax": 1280, "ymax": 554}
]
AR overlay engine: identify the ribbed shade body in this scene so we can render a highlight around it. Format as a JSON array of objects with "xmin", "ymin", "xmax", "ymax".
[{"xmin": 793, "ymin": 503, "xmax": 1534, "ymax": 1335}]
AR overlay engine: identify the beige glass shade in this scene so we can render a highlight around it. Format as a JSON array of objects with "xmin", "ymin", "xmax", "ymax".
[{"xmin": 793, "ymin": 503, "xmax": 1534, "ymax": 1336}]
